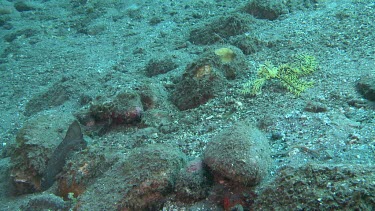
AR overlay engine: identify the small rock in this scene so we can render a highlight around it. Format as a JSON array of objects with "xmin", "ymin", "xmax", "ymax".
[
  {"xmin": 357, "ymin": 75, "xmax": 375, "ymax": 101},
  {"xmin": 14, "ymin": 2, "xmax": 35, "ymax": 12},
  {"xmin": 304, "ymin": 101, "xmax": 328, "ymax": 113},
  {"xmin": 242, "ymin": 0, "xmax": 287, "ymax": 20},
  {"xmin": 21, "ymin": 194, "xmax": 70, "ymax": 211},
  {"xmin": 145, "ymin": 56, "xmax": 177, "ymax": 77},
  {"xmin": 175, "ymin": 158, "xmax": 212, "ymax": 202},
  {"xmin": 204, "ymin": 120, "xmax": 272, "ymax": 186},
  {"xmin": 171, "ymin": 45, "xmax": 247, "ymax": 110},
  {"xmin": 25, "ymin": 82, "xmax": 71, "ymax": 116},
  {"xmin": 189, "ymin": 14, "xmax": 252, "ymax": 45},
  {"xmin": 119, "ymin": 144, "xmax": 187, "ymax": 210}
]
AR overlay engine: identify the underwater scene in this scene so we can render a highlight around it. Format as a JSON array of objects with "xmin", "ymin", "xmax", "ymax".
[{"xmin": 0, "ymin": 0, "xmax": 374, "ymax": 210}]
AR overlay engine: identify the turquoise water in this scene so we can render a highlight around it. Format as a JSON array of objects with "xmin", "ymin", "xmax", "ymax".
[{"xmin": 0, "ymin": 0, "xmax": 374, "ymax": 210}]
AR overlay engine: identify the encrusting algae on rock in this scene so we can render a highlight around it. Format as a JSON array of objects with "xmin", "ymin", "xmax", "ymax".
[{"xmin": 214, "ymin": 47, "xmax": 236, "ymax": 63}]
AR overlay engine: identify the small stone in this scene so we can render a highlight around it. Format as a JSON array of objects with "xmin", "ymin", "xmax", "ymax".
[
  {"xmin": 356, "ymin": 75, "xmax": 375, "ymax": 101},
  {"xmin": 204, "ymin": 120, "xmax": 272, "ymax": 186},
  {"xmin": 304, "ymin": 101, "xmax": 328, "ymax": 113},
  {"xmin": 145, "ymin": 57, "xmax": 177, "ymax": 77},
  {"xmin": 14, "ymin": 2, "xmax": 35, "ymax": 12}
]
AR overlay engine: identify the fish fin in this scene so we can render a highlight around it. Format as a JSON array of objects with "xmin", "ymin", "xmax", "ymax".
[{"xmin": 64, "ymin": 120, "xmax": 83, "ymax": 141}]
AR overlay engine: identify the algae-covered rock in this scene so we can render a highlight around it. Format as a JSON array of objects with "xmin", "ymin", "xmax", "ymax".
[
  {"xmin": 10, "ymin": 112, "xmax": 75, "ymax": 194},
  {"xmin": 119, "ymin": 144, "xmax": 187, "ymax": 210},
  {"xmin": 76, "ymin": 90, "xmax": 143, "ymax": 135},
  {"xmin": 24, "ymin": 81, "xmax": 72, "ymax": 116},
  {"xmin": 72, "ymin": 144, "xmax": 187, "ymax": 210},
  {"xmin": 145, "ymin": 56, "xmax": 178, "ymax": 77},
  {"xmin": 175, "ymin": 158, "xmax": 212, "ymax": 202},
  {"xmin": 171, "ymin": 62, "xmax": 225, "ymax": 111},
  {"xmin": 253, "ymin": 164, "xmax": 375, "ymax": 210},
  {"xmin": 357, "ymin": 75, "xmax": 375, "ymax": 101},
  {"xmin": 242, "ymin": 0, "xmax": 287, "ymax": 20},
  {"xmin": 57, "ymin": 149, "xmax": 110, "ymax": 200},
  {"xmin": 89, "ymin": 90, "xmax": 143, "ymax": 125},
  {"xmin": 230, "ymin": 34, "xmax": 263, "ymax": 55},
  {"xmin": 14, "ymin": 2, "xmax": 36, "ymax": 12},
  {"xmin": 20, "ymin": 193, "xmax": 71, "ymax": 211},
  {"xmin": 242, "ymin": 0, "xmax": 318, "ymax": 20},
  {"xmin": 204, "ymin": 120, "xmax": 272, "ymax": 186},
  {"xmin": 189, "ymin": 13, "xmax": 253, "ymax": 45},
  {"xmin": 171, "ymin": 45, "xmax": 247, "ymax": 110}
]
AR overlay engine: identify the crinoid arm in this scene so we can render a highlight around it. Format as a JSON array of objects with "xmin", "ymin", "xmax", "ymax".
[{"xmin": 240, "ymin": 54, "xmax": 318, "ymax": 96}]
